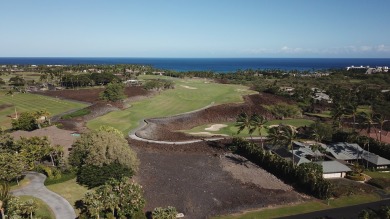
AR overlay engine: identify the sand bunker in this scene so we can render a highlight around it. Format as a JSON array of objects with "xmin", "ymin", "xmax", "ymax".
[
  {"xmin": 180, "ymin": 85, "xmax": 197, "ymax": 89},
  {"xmin": 189, "ymin": 132, "xmax": 228, "ymax": 137},
  {"xmin": 205, "ymin": 124, "xmax": 227, "ymax": 131}
]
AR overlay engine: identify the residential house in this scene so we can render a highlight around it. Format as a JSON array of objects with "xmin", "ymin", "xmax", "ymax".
[
  {"xmin": 314, "ymin": 161, "xmax": 352, "ymax": 178},
  {"xmin": 322, "ymin": 142, "xmax": 390, "ymax": 169}
]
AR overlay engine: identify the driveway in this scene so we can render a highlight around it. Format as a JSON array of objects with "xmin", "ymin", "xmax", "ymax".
[{"xmin": 11, "ymin": 171, "xmax": 76, "ymax": 219}]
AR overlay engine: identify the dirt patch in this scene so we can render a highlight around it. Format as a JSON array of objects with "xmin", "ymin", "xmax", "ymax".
[
  {"xmin": 131, "ymin": 139, "xmax": 305, "ymax": 219},
  {"xmin": 37, "ymin": 86, "xmax": 150, "ymax": 104}
]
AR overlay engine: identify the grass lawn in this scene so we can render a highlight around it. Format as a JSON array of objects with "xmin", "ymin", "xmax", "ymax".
[
  {"xmin": 46, "ymin": 178, "xmax": 90, "ymax": 214},
  {"xmin": 0, "ymin": 92, "xmax": 87, "ymax": 128},
  {"xmin": 365, "ymin": 171, "xmax": 390, "ymax": 179},
  {"xmin": 87, "ymin": 76, "xmax": 256, "ymax": 135},
  {"xmin": 19, "ymin": 195, "xmax": 55, "ymax": 219},
  {"xmin": 214, "ymin": 194, "xmax": 380, "ymax": 219},
  {"xmin": 183, "ymin": 119, "xmax": 314, "ymax": 137}
]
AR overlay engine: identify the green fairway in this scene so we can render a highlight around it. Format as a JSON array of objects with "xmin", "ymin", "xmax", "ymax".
[
  {"xmin": 183, "ymin": 119, "xmax": 314, "ymax": 137},
  {"xmin": 87, "ymin": 77, "xmax": 256, "ymax": 134},
  {"xmin": 0, "ymin": 92, "xmax": 87, "ymax": 128}
]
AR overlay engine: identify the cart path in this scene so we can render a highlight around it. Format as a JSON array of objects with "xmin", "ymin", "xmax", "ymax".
[{"xmin": 11, "ymin": 171, "xmax": 76, "ymax": 219}]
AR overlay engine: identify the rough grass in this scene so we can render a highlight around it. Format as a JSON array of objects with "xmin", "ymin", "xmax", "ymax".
[
  {"xmin": 0, "ymin": 92, "xmax": 87, "ymax": 128},
  {"xmin": 214, "ymin": 194, "xmax": 380, "ymax": 219},
  {"xmin": 87, "ymin": 76, "xmax": 256, "ymax": 135},
  {"xmin": 46, "ymin": 178, "xmax": 90, "ymax": 214},
  {"xmin": 184, "ymin": 119, "xmax": 314, "ymax": 137},
  {"xmin": 19, "ymin": 195, "xmax": 55, "ymax": 219}
]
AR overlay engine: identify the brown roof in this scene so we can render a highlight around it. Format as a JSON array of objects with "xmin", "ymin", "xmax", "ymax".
[{"xmin": 10, "ymin": 126, "xmax": 78, "ymax": 156}]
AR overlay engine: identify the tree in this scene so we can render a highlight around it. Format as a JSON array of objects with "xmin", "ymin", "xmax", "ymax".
[
  {"xmin": 0, "ymin": 133, "xmax": 16, "ymax": 152},
  {"xmin": 77, "ymin": 162, "xmax": 134, "ymax": 188},
  {"xmin": 0, "ymin": 153, "xmax": 26, "ymax": 183},
  {"xmin": 69, "ymin": 129, "xmax": 139, "ymax": 187},
  {"xmin": 374, "ymin": 113, "xmax": 388, "ymax": 142},
  {"xmin": 8, "ymin": 76, "xmax": 25, "ymax": 87},
  {"xmin": 357, "ymin": 112, "xmax": 378, "ymax": 140},
  {"xmin": 15, "ymin": 136, "xmax": 52, "ymax": 170},
  {"xmin": 267, "ymin": 124, "xmax": 298, "ymax": 165},
  {"xmin": 11, "ymin": 112, "xmax": 38, "ymax": 131},
  {"xmin": 309, "ymin": 121, "xmax": 333, "ymax": 143},
  {"xmin": 33, "ymin": 109, "xmax": 51, "ymax": 128},
  {"xmin": 250, "ymin": 114, "xmax": 268, "ymax": 149},
  {"xmin": 0, "ymin": 183, "xmax": 11, "ymax": 219},
  {"xmin": 80, "ymin": 177, "xmax": 145, "ymax": 219},
  {"xmin": 235, "ymin": 112, "xmax": 255, "ymax": 139},
  {"xmin": 99, "ymin": 81, "xmax": 126, "ymax": 102},
  {"xmin": 378, "ymin": 205, "xmax": 390, "ymax": 219}
]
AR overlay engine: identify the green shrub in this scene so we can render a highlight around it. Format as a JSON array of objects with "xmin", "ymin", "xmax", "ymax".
[
  {"xmin": 34, "ymin": 164, "xmax": 46, "ymax": 175},
  {"xmin": 152, "ymin": 206, "xmax": 178, "ymax": 219},
  {"xmin": 346, "ymin": 174, "xmax": 365, "ymax": 181},
  {"xmin": 44, "ymin": 171, "xmax": 76, "ymax": 186}
]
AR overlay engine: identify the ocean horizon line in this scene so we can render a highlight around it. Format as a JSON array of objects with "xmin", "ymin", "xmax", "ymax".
[
  {"xmin": 1, "ymin": 57, "xmax": 389, "ymax": 72},
  {"xmin": 1, "ymin": 57, "xmax": 390, "ymax": 59}
]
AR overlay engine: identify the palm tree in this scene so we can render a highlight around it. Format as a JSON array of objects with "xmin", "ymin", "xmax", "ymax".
[
  {"xmin": 374, "ymin": 113, "xmax": 388, "ymax": 142},
  {"xmin": 358, "ymin": 112, "xmax": 378, "ymax": 140},
  {"xmin": 236, "ymin": 112, "xmax": 255, "ymax": 140},
  {"xmin": 267, "ymin": 124, "xmax": 298, "ymax": 165},
  {"xmin": 250, "ymin": 114, "xmax": 268, "ymax": 149}
]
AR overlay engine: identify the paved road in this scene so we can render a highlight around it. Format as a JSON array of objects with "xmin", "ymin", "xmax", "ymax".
[
  {"xmin": 11, "ymin": 171, "xmax": 76, "ymax": 219},
  {"xmin": 279, "ymin": 199, "xmax": 390, "ymax": 219}
]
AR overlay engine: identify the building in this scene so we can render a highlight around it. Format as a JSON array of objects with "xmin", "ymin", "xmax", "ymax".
[
  {"xmin": 322, "ymin": 142, "xmax": 390, "ymax": 169},
  {"xmin": 314, "ymin": 161, "xmax": 352, "ymax": 178}
]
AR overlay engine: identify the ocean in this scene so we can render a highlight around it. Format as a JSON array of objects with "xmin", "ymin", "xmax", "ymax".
[{"xmin": 0, "ymin": 57, "xmax": 389, "ymax": 72}]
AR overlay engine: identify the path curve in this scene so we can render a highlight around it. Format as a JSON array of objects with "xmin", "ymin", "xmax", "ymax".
[
  {"xmin": 128, "ymin": 102, "xmax": 266, "ymax": 144},
  {"xmin": 11, "ymin": 171, "xmax": 76, "ymax": 219}
]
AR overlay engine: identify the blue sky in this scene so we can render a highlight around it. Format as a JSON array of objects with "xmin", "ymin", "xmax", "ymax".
[{"xmin": 1, "ymin": 0, "xmax": 390, "ymax": 58}]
